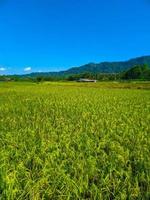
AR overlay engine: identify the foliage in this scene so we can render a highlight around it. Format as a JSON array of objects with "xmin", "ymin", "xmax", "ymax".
[
  {"xmin": 0, "ymin": 82, "xmax": 150, "ymax": 199},
  {"xmin": 1, "ymin": 55, "xmax": 150, "ymax": 83},
  {"xmin": 1, "ymin": 63, "xmax": 150, "ymax": 83},
  {"xmin": 122, "ymin": 64, "xmax": 150, "ymax": 80}
]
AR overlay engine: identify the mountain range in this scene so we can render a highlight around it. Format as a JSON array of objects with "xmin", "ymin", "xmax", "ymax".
[{"xmin": 22, "ymin": 55, "xmax": 150, "ymax": 77}]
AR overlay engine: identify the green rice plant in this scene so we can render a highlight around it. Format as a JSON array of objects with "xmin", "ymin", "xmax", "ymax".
[{"xmin": 0, "ymin": 82, "xmax": 150, "ymax": 199}]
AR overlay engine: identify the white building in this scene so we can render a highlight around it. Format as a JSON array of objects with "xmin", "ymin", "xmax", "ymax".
[{"xmin": 77, "ymin": 78, "xmax": 97, "ymax": 82}]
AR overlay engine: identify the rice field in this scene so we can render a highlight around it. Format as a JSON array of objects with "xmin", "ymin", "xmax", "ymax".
[{"xmin": 0, "ymin": 82, "xmax": 150, "ymax": 199}]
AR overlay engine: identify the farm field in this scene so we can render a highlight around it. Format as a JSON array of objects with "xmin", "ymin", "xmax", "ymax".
[{"xmin": 0, "ymin": 82, "xmax": 150, "ymax": 199}]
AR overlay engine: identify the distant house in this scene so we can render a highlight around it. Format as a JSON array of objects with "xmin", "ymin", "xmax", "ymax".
[
  {"xmin": 77, "ymin": 78, "xmax": 97, "ymax": 83},
  {"xmin": 0, "ymin": 77, "xmax": 11, "ymax": 82}
]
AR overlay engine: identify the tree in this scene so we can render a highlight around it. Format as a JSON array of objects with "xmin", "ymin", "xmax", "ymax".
[
  {"xmin": 36, "ymin": 76, "xmax": 44, "ymax": 83},
  {"xmin": 122, "ymin": 65, "xmax": 150, "ymax": 80}
]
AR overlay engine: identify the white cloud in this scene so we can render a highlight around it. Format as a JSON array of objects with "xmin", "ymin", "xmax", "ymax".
[
  {"xmin": 0, "ymin": 67, "xmax": 6, "ymax": 71},
  {"xmin": 24, "ymin": 67, "xmax": 32, "ymax": 72}
]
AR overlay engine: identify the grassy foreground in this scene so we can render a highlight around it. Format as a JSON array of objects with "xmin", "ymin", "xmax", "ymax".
[{"xmin": 0, "ymin": 82, "xmax": 150, "ymax": 199}]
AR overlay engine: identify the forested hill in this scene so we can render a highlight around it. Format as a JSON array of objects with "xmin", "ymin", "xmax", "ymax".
[
  {"xmin": 66, "ymin": 55, "xmax": 150, "ymax": 74},
  {"xmin": 27, "ymin": 55, "xmax": 150, "ymax": 77}
]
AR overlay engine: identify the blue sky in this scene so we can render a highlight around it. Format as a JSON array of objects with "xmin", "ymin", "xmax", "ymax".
[{"xmin": 0, "ymin": 0, "xmax": 150, "ymax": 74}]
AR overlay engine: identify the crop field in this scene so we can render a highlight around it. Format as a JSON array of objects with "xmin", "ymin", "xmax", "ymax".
[{"xmin": 0, "ymin": 82, "xmax": 150, "ymax": 199}]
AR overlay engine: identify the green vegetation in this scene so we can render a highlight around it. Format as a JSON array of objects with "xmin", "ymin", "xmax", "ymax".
[
  {"xmin": 1, "ymin": 64, "xmax": 150, "ymax": 82},
  {"xmin": 65, "ymin": 55, "xmax": 150, "ymax": 74},
  {"xmin": 0, "ymin": 82, "xmax": 150, "ymax": 199},
  {"xmin": 1, "ymin": 55, "xmax": 150, "ymax": 82},
  {"xmin": 122, "ymin": 65, "xmax": 150, "ymax": 80},
  {"xmin": 67, "ymin": 65, "xmax": 150, "ymax": 81}
]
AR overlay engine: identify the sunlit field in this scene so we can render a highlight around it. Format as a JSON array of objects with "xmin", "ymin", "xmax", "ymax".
[{"xmin": 0, "ymin": 82, "xmax": 150, "ymax": 199}]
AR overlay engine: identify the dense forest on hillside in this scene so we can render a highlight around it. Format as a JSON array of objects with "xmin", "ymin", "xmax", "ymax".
[
  {"xmin": 0, "ymin": 64, "xmax": 150, "ymax": 82},
  {"xmin": 1, "ymin": 56, "xmax": 150, "ymax": 82}
]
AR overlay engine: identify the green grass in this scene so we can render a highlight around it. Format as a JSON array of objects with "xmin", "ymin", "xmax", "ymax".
[{"xmin": 0, "ymin": 82, "xmax": 150, "ymax": 199}]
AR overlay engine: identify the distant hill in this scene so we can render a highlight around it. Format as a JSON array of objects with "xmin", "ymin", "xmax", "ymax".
[
  {"xmin": 65, "ymin": 55, "xmax": 150, "ymax": 74},
  {"xmin": 19, "ymin": 55, "xmax": 150, "ymax": 78}
]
